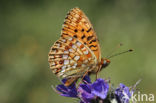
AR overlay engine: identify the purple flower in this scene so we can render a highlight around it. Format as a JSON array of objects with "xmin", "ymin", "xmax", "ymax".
[
  {"xmin": 55, "ymin": 76, "xmax": 91, "ymax": 99},
  {"xmin": 115, "ymin": 83, "xmax": 132, "ymax": 103},
  {"xmin": 78, "ymin": 84, "xmax": 95, "ymax": 103},
  {"xmin": 56, "ymin": 79, "xmax": 78, "ymax": 97},
  {"xmin": 83, "ymin": 75, "xmax": 92, "ymax": 84},
  {"xmin": 91, "ymin": 79, "xmax": 109, "ymax": 99},
  {"xmin": 78, "ymin": 78, "xmax": 109, "ymax": 103},
  {"xmin": 54, "ymin": 76, "xmax": 138, "ymax": 103}
]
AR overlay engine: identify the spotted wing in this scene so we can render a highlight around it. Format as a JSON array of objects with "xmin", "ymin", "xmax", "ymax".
[
  {"xmin": 61, "ymin": 7, "xmax": 101, "ymax": 62},
  {"xmin": 48, "ymin": 36, "xmax": 97, "ymax": 80}
]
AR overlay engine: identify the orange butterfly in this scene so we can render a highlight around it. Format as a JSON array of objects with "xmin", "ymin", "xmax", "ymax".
[{"xmin": 48, "ymin": 7, "xmax": 110, "ymax": 86}]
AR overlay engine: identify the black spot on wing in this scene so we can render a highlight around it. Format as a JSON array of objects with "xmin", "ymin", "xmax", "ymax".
[
  {"xmin": 74, "ymin": 29, "xmax": 78, "ymax": 32},
  {"xmin": 89, "ymin": 39, "xmax": 97, "ymax": 44},
  {"xmin": 81, "ymin": 29, "xmax": 84, "ymax": 32},
  {"xmin": 87, "ymin": 35, "xmax": 94, "ymax": 41},
  {"xmin": 49, "ymin": 54, "xmax": 53, "ymax": 56},
  {"xmin": 86, "ymin": 28, "xmax": 92, "ymax": 33},
  {"xmin": 89, "ymin": 45, "xmax": 97, "ymax": 48},
  {"xmin": 61, "ymin": 33, "xmax": 69, "ymax": 36},
  {"xmin": 52, "ymin": 48, "xmax": 57, "ymax": 51},
  {"xmin": 81, "ymin": 35, "xmax": 86, "ymax": 39},
  {"xmin": 74, "ymin": 35, "xmax": 77, "ymax": 38},
  {"xmin": 65, "ymin": 16, "xmax": 68, "ymax": 19}
]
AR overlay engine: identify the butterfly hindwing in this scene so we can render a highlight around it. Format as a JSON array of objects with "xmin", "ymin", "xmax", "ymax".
[{"xmin": 48, "ymin": 36, "xmax": 96, "ymax": 79}]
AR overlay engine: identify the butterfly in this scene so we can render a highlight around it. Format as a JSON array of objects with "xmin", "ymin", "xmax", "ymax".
[{"xmin": 48, "ymin": 7, "xmax": 110, "ymax": 86}]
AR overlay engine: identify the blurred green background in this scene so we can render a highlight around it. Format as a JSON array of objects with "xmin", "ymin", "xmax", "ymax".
[{"xmin": 0, "ymin": 0, "xmax": 156, "ymax": 103}]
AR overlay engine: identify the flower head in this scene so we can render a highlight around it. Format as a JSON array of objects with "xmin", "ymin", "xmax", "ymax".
[
  {"xmin": 54, "ymin": 76, "xmax": 138, "ymax": 103},
  {"xmin": 115, "ymin": 83, "xmax": 132, "ymax": 103},
  {"xmin": 91, "ymin": 78, "xmax": 109, "ymax": 99},
  {"xmin": 78, "ymin": 77, "xmax": 109, "ymax": 103},
  {"xmin": 78, "ymin": 84, "xmax": 95, "ymax": 103},
  {"xmin": 56, "ymin": 79, "xmax": 77, "ymax": 97}
]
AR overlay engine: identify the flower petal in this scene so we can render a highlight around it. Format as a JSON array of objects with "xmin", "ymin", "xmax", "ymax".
[
  {"xmin": 56, "ymin": 80, "xmax": 78, "ymax": 97},
  {"xmin": 56, "ymin": 84, "xmax": 68, "ymax": 94},
  {"xmin": 78, "ymin": 84, "xmax": 95, "ymax": 103},
  {"xmin": 83, "ymin": 75, "xmax": 92, "ymax": 84},
  {"xmin": 115, "ymin": 83, "xmax": 132, "ymax": 103},
  {"xmin": 91, "ymin": 78, "xmax": 109, "ymax": 99}
]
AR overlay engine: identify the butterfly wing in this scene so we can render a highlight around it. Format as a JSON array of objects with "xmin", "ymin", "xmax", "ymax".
[
  {"xmin": 61, "ymin": 7, "xmax": 101, "ymax": 62},
  {"xmin": 49, "ymin": 36, "xmax": 96, "ymax": 78},
  {"xmin": 48, "ymin": 36, "xmax": 97, "ymax": 86},
  {"xmin": 48, "ymin": 8, "xmax": 101, "ymax": 86}
]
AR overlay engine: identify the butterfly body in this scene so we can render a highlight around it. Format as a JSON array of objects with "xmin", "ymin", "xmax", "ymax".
[{"xmin": 48, "ymin": 7, "xmax": 110, "ymax": 86}]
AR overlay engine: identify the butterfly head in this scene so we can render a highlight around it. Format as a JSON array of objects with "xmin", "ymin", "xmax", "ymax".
[{"xmin": 101, "ymin": 58, "xmax": 110, "ymax": 68}]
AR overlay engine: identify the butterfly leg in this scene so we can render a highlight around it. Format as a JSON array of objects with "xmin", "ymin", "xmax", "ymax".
[
  {"xmin": 64, "ymin": 77, "xmax": 78, "ymax": 87},
  {"xmin": 76, "ymin": 70, "xmax": 89, "ymax": 88},
  {"xmin": 96, "ymin": 73, "xmax": 98, "ymax": 79},
  {"xmin": 96, "ymin": 67, "xmax": 101, "ymax": 79}
]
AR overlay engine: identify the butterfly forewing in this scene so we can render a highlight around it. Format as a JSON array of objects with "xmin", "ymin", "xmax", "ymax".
[{"xmin": 62, "ymin": 7, "xmax": 101, "ymax": 62}]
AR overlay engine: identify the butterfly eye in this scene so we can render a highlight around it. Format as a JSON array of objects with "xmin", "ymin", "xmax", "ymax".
[
  {"xmin": 102, "ymin": 59, "xmax": 110, "ymax": 68},
  {"xmin": 103, "ymin": 60, "xmax": 107, "ymax": 65}
]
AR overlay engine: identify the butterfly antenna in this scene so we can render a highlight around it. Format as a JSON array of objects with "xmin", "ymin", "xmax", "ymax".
[
  {"xmin": 106, "ymin": 43, "xmax": 123, "ymax": 58},
  {"xmin": 107, "ymin": 49, "xmax": 133, "ymax": 59}
]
